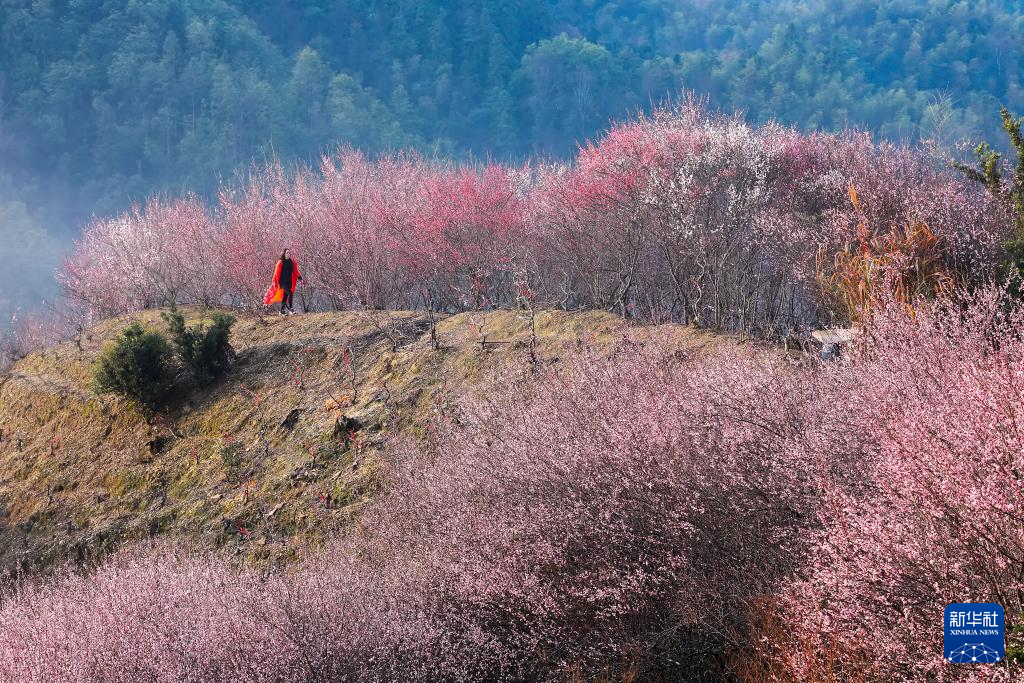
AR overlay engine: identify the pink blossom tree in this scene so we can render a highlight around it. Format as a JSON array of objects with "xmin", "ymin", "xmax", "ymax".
[
  {"xmin": 218, "ymin": 162, "xmax": 309, "ymax": 310},
  {"xmin": 0, "ymin": 338, "xmax": 825, "ymax": 681},
  {"xmin": 408, "ymin": 163, "xmax": 530, "ymax": 310},
  {"xmin": 754, "ymin": 289, "xmax": 1024, "ymax": 682},
  {"xmin": 301, "ymin": 151, "xmax": 426, "ymax": 310},
  {"xmin": 52, "ymin": 101, "xmax": 1012, "ymax": 336},
  {"xmin": 4, "ymin": 292, "xmax": 1024, "ymax": 680},
  {"xmin": 532, "ymin": 123, "xmax": 658, "ymax": 314},
  {"xmin": 60, "ymin": 196, "xmax": 223, "ymax": 316}
]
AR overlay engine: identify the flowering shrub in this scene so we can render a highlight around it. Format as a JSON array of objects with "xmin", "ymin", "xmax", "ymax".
[
  {"xmin": 0, "ymin": 548, "xmax": 316, "ymax": 683},
  {"xmin": 533, "ymin": 105, "xmax": 825, "ymax": 330},
  {"xmin": 751, "ymin": 290, "xmax": 1024, "ymax": 682},
  {"xmin": 0, "ymin": 338, "xmax": 825, "ymax": 681},
  {"xmin": 357, "ymin": 340, "xmax": 822, "ymax": 679},
  {"xmin": 51, "ymin": 102, "xmax": 1007, "ymax": 344}
]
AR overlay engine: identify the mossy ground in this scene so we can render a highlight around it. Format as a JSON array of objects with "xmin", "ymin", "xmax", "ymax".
[{"xmin": 0, "ymin": 307, "xmax": 717, "ymax": 574}]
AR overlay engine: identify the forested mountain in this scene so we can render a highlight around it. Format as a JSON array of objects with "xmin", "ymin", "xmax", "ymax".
[
  {"xmin": 3, "ymin": 0, "xmax": 1023, "ymax": 220},
  {"xmin": 0, "ymin": 0, "xmax": 1022, "ymax": 273}
]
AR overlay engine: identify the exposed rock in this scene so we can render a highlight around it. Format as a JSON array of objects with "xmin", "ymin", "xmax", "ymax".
[
  {"xmin": 147, "ymin": 434, "xmax": 171, "ymax": 455},
  {"xmin": 811, "ymin": 328, "xmax": 858, "ymax": 360},
  {"xmin": 281, "ymin": 408, "xmax": 303, "ymax": 431}
]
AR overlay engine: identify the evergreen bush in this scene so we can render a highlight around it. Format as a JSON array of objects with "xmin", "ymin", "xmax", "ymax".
[
  {"xmin": 162, "ymin": 308, "xmax": 236, "ymax": 387},
  {"xmin": 93, "ymin": 323, "xmax": 174, "ymax": 411}
]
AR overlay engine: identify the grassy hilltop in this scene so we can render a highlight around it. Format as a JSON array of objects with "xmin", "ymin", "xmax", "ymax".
[{"xmin": 0, "ymin": 307, "xmax": 712, "ymax": 573}]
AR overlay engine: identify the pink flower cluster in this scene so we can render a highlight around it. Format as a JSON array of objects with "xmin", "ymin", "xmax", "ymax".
[
  {"xmin": 765, "ymin": 289, "xmax": 1024, "ymax": 682},
  {"xmin": 6, "ymin": 289, "xmax": 1021, "ymax": 680},
  {"xmin": 58, "ymin": 103, "xmax": 1009, "ymax": 336}
]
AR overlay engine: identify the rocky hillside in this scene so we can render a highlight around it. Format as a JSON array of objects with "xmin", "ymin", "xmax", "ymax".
[{"xmin": 0, "ymin": 307, "xmax": 712, "ymax": 574}]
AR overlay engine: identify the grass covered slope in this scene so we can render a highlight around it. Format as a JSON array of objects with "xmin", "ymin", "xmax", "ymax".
[{"xmin": 0, "ymin": 307, "xmax": 712, "ymax": 573}]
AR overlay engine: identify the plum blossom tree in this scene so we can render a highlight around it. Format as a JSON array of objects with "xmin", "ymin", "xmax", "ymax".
[
  {"xmin": 638, "ymin": 109, "xmax": 819, "ymax": 332},
  {"xmin": 218, "ymin": 162, "xmax": 319, "ymax": 310},
  {"xmin": 360, "ymin": 338, "xmax": 823, "ymax": 679},
  {"xmin": 60, "ymin": 196, "xmax": 223, "ymax": 316},
  {"xmin": 47, "ymin": 101, "xmax": 1011, "ymax": 342},
  {"xmin": 0, "ymin": 338, "xmax": 826, "ymax": 681},
  {"xmin": 4, "ymin": 291, "xmax": 1024, "ymax": 680},
  {"xmin": 149, "ymin": 196, "xmax": 227, "ymax": 307},
  {"xmin": 530, "ymin": 102, "xmax": 1008, "ymax": 334},
  {"xmin": 408, "ymin": 163, "xmax": 530, "ymax": 310},
  {"xmin": 301, "ymin": 151, "xmax": 426, "ymax": 310},
  {"xmin": 532, "ymin": 126, "xmax": 657, "ymax": 314},
  {"xmin": 745, "ymin": 289, "xmax": 1024, "ymax": 682}
]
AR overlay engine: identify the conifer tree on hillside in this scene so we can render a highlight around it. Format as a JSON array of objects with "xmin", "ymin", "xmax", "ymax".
[{"xmin": 955, "ymin": 108, "xmax": 1024, "ymax": 282}]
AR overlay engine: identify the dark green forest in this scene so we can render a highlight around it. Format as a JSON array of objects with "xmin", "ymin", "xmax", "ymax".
[{"xmin": 1, "ymin": 0, "xmax": 1023, "ymax": 317}]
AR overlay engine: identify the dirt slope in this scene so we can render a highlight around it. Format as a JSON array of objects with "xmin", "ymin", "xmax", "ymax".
[{"xmin": 0, "ymin": 307, "xmax": 713, "ymax": 574}]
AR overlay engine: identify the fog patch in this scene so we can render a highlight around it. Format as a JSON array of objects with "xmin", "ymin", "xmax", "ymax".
[{"xmin": 0, "ymin": 190, "xmax": 65, "ymax": 328}]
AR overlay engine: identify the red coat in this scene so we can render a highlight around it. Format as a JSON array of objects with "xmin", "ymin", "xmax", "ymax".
[{"xmin": 263, "ymin": 258, "xmax": 301, "ymax": 305}]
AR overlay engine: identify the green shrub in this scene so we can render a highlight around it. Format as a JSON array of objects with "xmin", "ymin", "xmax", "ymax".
[
  {"xmin": 954, "ymin": 107, "xmax": 1024, "ymax": 292},
  {"xmin": 162, "ymin": 308, "xmax": 236, "ymax": 387},
  {"xmin": 93, "ymin": 323, "xmax": 174, "ymax": 410}
]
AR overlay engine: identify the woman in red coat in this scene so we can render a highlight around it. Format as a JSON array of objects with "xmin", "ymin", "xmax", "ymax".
[{"xmin": 264, "ymin": 248, "xmax": 302, "ymax": 315}]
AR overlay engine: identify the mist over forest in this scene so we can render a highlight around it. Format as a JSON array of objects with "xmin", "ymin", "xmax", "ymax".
[{"xmin": 1, "ymin": 0, "xmax": 1022, "ymax": 323}]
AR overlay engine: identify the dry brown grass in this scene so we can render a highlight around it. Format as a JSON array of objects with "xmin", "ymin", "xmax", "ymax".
[
  {"xmin": 818, "ymin": 185, "xmax": 957, "ymax": 325},
  {"xmin": 730, "ymin": 597, "xmax": 868, "ymax": 683}
]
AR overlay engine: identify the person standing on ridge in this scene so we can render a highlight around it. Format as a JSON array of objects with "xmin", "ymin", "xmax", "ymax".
[{"xmin": 263, "ymin": 249, "xmax": 302, "ymax": 315}]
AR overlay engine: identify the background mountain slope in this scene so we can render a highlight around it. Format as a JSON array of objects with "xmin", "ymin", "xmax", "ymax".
[{"xmin": 2, "ymin": 0, "xmax": 1022, "ymax": 218}]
